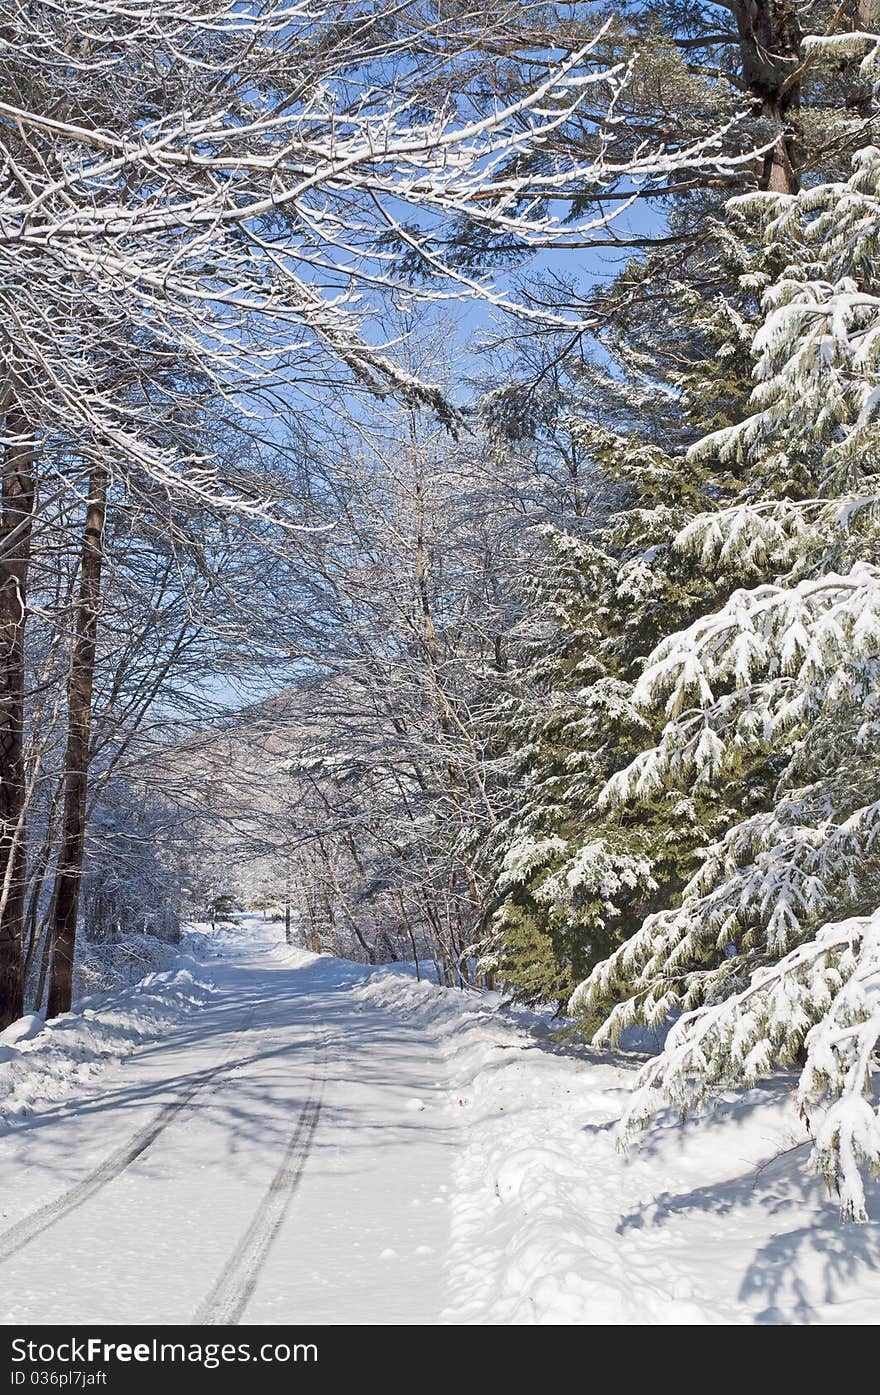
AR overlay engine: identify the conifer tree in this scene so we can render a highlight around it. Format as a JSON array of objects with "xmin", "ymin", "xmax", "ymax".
[
  {"xmin": 482, "ymin": 3, "xmax": 880, "ymax": 1010},
  {"xmin": 572, "ymin": 145, "xmax": 880, "ymax": 1221}
]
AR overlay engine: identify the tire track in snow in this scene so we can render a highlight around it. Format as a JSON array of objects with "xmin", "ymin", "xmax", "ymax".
[
  {"xmin": 194, "ymin": 1036, "xmax": 327, "ymax": 1325},
  {"xmin": 0, "ymin": 1008, "xmax": 257, "ymax": 1264}
]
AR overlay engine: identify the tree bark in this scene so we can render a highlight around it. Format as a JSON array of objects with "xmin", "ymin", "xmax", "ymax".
[
  {"xmin": 34, "ymin": 910, "xmax": 53, "ymax": 1014},
  {"xmin": 47, "ymin": 463, "xmax": 108, "ymax": 1018},
  {"xmin": 0, "ymin": 393, "xmax": 36, "ymax": 1029},
  {"xmin": 733, "ymin": 0, "xmax": 802, "ymax": 194}
]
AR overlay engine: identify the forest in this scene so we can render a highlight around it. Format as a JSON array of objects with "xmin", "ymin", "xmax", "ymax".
[{"xmin": 1, "ymin": 0, "xmax": 880, "ymax": 1319}]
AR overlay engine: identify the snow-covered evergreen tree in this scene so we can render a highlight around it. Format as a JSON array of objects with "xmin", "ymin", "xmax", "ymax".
[
  {"xmin": 484, "ymin": 439, "xmax": 721, "ymax": 1005},
  {"xmin": 572, "ymin": 146, "xmax": 880, "ymax": 1221},
  {"xmin": 482, "ymin": 217, "xmax": 773, "ymax": 1005}
]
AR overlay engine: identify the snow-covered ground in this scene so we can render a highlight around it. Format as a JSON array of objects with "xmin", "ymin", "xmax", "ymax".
[
  {"xmin": 0, "ymin": 952, "xmax": 213, "ymax": 1122},
  {"xmin": 1, "ymin": 918, "xmax": 878, "ymax": 1325},
  {"xmin": 359, "ymin": 969, "xmax": 880, "ymax": 1324}
]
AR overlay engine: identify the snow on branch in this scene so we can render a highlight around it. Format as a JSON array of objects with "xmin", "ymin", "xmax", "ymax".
[
  {"xmin": 0, "ymin": 1, "xmax": 757, "ymax": 517},
  {"xmin": 693, "ymin": 148, "xmax": 880, "ymax": 494},
  {"xmin": 615, "ymin": 911, "xmax": 880, "ymax": 1223},
  {"xmin": 569, "ymin": 142, "xmax": 880, "ymax": 1218},
  {"xmin": 599, "ymin": 565, "xmax": 880, "ymax": 805}
]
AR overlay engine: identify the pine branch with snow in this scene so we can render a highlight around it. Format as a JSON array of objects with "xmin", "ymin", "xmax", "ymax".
[{"xmin": 571, "ymin": 146, "xmax": 880, "ymax": 1218}]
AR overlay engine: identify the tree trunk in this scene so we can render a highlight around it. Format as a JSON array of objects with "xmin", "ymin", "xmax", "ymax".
[
  {"xmin": 406, "ymin": 923, "xmax": 420, "ymax": 982},
  {"xmin": 733, "ymin": 0, "xmax": 802, "ymax": 194},
  {"xmin": 34, "ymin": 912, "xmax": 53, "ymax": 1015},
  {"xmin": 0, "ymin": 394, "xmax": 36, "ymax": 1029},
  {"xmin": 23, "ymin": 781, "xmax": 64, "ymax": 981},
  {"xmin": 46, "ymin": 463, "xmax": 108, "ymax": 1019}
]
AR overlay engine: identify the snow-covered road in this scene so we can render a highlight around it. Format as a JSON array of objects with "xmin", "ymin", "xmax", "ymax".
[
  {"xmin": 2, "ymin": 920, "xmax": 879, "ymax": 1326},
  {"xmin": 0, "ymin": 927, "xmax": 454, "ymax": 1325}
]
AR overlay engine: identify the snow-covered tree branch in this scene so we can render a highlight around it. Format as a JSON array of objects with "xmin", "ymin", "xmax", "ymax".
[{"xmin": 571, "ymin": 144, "xmax": 880, "ymax": 1220}]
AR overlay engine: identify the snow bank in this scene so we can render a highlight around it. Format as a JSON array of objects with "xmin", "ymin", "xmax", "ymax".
[
  {"xmin": 0, "ymin": 950, "xmax": 214, "ymax": 1125},
  {"xmin": 351, "ymin": 966, "xmax": 880, "ymax": 1325},
  {"xmin": 73, "ymin": 930, "xmax": 184, "ymax": 1000}
]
